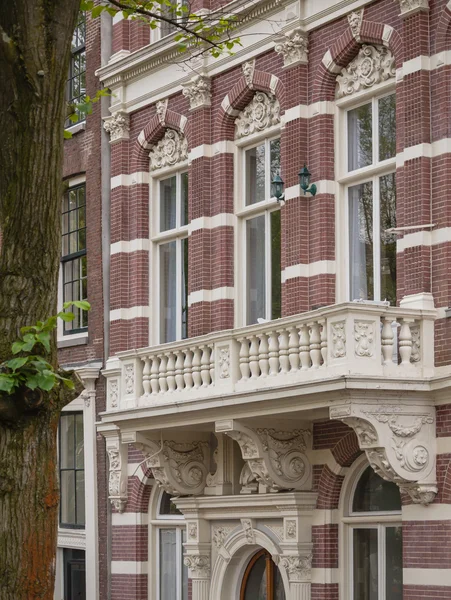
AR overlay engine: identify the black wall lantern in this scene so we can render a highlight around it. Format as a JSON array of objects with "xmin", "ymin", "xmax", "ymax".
[
  {"xmin": 299, "ymin": 164, "xmax": 317, "ymax": 196},
  {"xmin": 271, "ymin": 173, "xmax": 285, "ymax": 203}
]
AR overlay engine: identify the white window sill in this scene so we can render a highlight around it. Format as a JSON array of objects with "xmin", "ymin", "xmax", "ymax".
[
  {"xmin": 57, "ymin": 333, "xmax": 88, "ymax": 349},
  {"xmin": 64, "ymin": 121, "xmax": 86, "ymax": 136}
]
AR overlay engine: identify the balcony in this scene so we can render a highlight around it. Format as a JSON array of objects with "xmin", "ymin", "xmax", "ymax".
[{"xmin": 103, "ymin": 302, "xmax": 436, "ymax": 416}]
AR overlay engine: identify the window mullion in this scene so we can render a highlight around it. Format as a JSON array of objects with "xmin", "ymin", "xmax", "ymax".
[
  {"xmin": 176, "ymin": 528, "xmax": 182, "ymax": 600},
  {"xmin": 373, "ymin": 96, "xmax": 379, "ymax": 166},
  {"xmin": 265, "ymin": 210, "xmax": 271, "ymax": 320},
  {"xmin": 176, "ymin": 238, "xmax": 181, "ymax": 341},
  {"xmin": 373, "ymin": 176, "xmax": 381, "ymax": 301},
  {"xmin": 379, "ymin": 524, "xmax": 386, "ymax": 600}
]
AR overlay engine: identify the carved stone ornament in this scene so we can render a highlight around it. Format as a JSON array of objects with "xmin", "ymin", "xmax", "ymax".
[
  {"xmin": 218, "ymin": 347, "xmax": 230, "ymax": 379},
  {"xmin": 274, "ymin": 27, "xmax": 308, "ymax": 67},
  {"xmin": 331, "ymin": 321, "xmax": 346, "ymax": 358},
  {"xmin": 212, "ymin": 526, "xmax": 232, "ymax": 548},
  {"xmin": 348, "ymin": 10, "xmax": 364, "ymax": 40},
  {"xmin": 354, "ymin": 320, "xmax": 375, "ymax": 357},
  {"xmin": 182, "ymin": 74, "xmax": 211, "ymax": 110},
  {"xmin": 411, "ymin": 325, "xmax": 421, "ymax": 363},
  {"xmin": 336, "ymin": 45, "xmax": 395, "ymax": 99},
  {"xmin": 184, "ymin": 554, "xmax": 210, "ymax": 578},
  {"xmin": 241, "ymin": 518, "xmax": 255, "ymax": 544},
  {"xmin": 217, "ymin": 420, "xmax": 311, "ymax": 491},
  {"xmin": 156, "ymin": 98, "xmax": 168, "ymax": 124},
  {"xmin": 286, "ymin": 520, "xmax": 296, "ymax": 539},
  {"xmin": 109, "ymin": 379, "xmax": 119, "ymax": 409},
  {"xmin": 124, "ymin": 363, "xmax": 134, "ymax": 395},
  {"xmin": 235, "ymin": 92, "xmax": 280, "ymax": 139},
  {"xmin": 330, "ymin": 402, "xmax": 437, "ymax": 505},
  {"xmin": 280, "ymin": 554, "xmax": 312, "ymax": 582},
  {"xmin": 133, "ymin": 435, "xmax": 209, "ymax": 496},
  {"xmin": 398, "ymin": 0, "xmax": 429, "ymax": 16},
  {"xmin": 149, "ymin": 129, "xmax": 188, "ymax": 171},
  {"xmin": 188, "ymin": 522, "xmax": 198, "ymax": 539},
  {"xmin": 106, "ymin": 439, "xmax": 127, "ymax": 512},
  {"xmin": 242, "ymin": 59, "xmax": 255, "ymax": 88},
  {"xmin": 103, "ymin": 111, "xmax": 130, "ymax": 143}
]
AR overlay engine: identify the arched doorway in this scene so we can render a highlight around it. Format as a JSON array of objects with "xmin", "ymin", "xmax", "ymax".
[{"xmin": 240, "ymin": 549, "xmax": 286, "ymax": 600}]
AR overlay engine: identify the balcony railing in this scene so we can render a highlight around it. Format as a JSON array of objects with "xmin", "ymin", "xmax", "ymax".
[{"xmin": 105, "ymin": 302, "xmax": 436, "ymax": 412}]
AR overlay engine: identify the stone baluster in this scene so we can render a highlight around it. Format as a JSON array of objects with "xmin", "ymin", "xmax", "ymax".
[
  {"xmin": 381, "ymin": 317, "xmax": 394, "ymax": 364},
  {"xmin": 239, "ymin": 338, "xmax": 250, "ymax": 380},
  {"xmin": 158, "ymin": 354, "xmax": 168, "ymax": 393},
  {"xmin": 299, "ymin": 325, "xmax": 311, "ymax": 371},
  {"xmin": 166, "ymin": 353, "xmax": 176, "ymax": 392},
  {"xmin": 309, "ymin": 322, "xmax": 321, "ymax": 368},
  {"xmin": 268, "ymin": 331, "xmax": 280, "ymax": 376},
  {"xmin": 142, "ymin": 357, "xmax": 151, "ymax": 395},
  {"xmin": 183, "ymin": 350, "xmax": 194, "ymax": 390},
  {"xmin": 319, "ymin": 319, "xmax": 327, "ymax": 366},
  {"xmin": 175, "ymin": 351, "xmax": 185, "ymax": 391},
  {"xmin": 278, "ymin": 329, "xmax": 290, "ymax": 374},
  {"xmin": 200, "ymin": 346, "xmax": 211, "ymax": 387},
  {"xmin": 288, "ymin": 326, "xmax": 300, "ymax": 372},
  {"xmin": 249, "ymin": 336, "xmax": 260, "ymax": 379},
  {"xmin": 210, "ymin": 348, "xmax": 215, "ymax": 385},
  {"xmin": 259, "ymin": 334, "xmax": 270, "ymax": 377},
  {"xmin": 192, "ymin": 347, "xmax": 202, "ymax": 389},
  {"xmin": 150, "ymin": 355, "xmax": 160, "ymax": 394},
  {"xmin": 399, "ymin": 318, "xmax": 413, "ymax": 365}
]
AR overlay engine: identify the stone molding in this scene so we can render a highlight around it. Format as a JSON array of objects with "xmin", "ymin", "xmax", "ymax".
[
  {"xmin": 397, "ymin": 0, "xmax": 429, "ymax": 17},
  {"xmin": 330, "ymin": 401, "xmax": 437, "ymax": 505},
  {"xmin": 125, "ymin": 432, "xmax": 209, "ymax": 496},
  {"xmin": 149, "ymin": 128, "xmax": 188, "ymax": 170},
  {"xmin": 235, "ymin": 91, "xmax": 280, "ymax": 139},
  {"xmin": 274, "ymin": 26, "xmax": 308, "ymax": 68},
  {"xmin": 336, "ymin": 44, "xmax": 395, "ymax": 99},
  {"xmin": 182, "ymin": 74, "xmax": 212, "ymax": 110},
  {"xmin": 105, "ymin": 434, "xmax": 128, "ymax": 512},
  {"xmin": 103, "ymin": 111, "xmax": 130, "ymax": 143},
  {"xmin": 216, "ymin": 420, "xmax": 311, "ymax": 492}
]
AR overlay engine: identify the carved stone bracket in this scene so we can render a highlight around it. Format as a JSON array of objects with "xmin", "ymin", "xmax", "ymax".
[
  {"xmin": 336, "ymin": 44, "xmax": 395, "ymax": 99},
  {"xmin": 103, "ymin": 111, "xmax": 130, "ymax": 143},
  {"xmin": 216, "ymin": 420, "xmax": 311, "ymax": 492},
  {"xmin": 397, "ymin": 0, "xmax": 429, "ymax": 17},
  {"xmin": 274, "ymin": 26, "xmax": 308, "ymax": 68},
  {"xmin": 126, "ymin": 433, "xmax": 209, "ymax": 496},
  {"xmin": 184, "ymin": 554, "xmax": 211, "ymax": 579},
  {"xmin": 149, "ymin": 128, "xmax": 188, "ymax": 171},
  {"xmin": 235, "ymin": 92, "xmax": 280, "ymax": 139},
  {"xmin": 105, "ymin": 435, "xmax": 128, "ymax": 512},
  {"xmin": 330, "ymin": 402, "xmax": 437, "ymax": 505},
  {"xmin": 75, "ymin": 366, "xmax": 100, "ymax": 408},
  {"xmin": 280, "ymin": 553, "xmax": 312, "ymax": 583},
  {"xmin": 182, "ymin": 74, "xmax": 211, "ymax": 110}
]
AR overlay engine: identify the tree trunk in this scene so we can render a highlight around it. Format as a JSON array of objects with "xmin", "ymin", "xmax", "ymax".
[{"xmin": 0, "ymin": 1, "xmax": 81, "ymax": 597}]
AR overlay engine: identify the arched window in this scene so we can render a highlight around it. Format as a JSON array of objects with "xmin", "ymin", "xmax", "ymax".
[
  {"xmin": 345, "ymin": 463, "xmax": 402, "ymax": 600},
  {"xmin": 240, "ymin": 549, "xmax": 286, "ymax": 600}
]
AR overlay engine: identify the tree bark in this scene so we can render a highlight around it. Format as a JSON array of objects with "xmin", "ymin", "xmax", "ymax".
[{"xmin": 0, "ymin": 1, "xmax": 80, "ymax": 597}]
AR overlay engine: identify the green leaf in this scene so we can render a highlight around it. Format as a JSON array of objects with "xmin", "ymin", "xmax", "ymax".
[
  {"xmin": 64, "ymin": 130, "xmax": 73, "ymax": 140},
  {"xmin": 34, "ymin": 374, "xmax": 56, "ymax": 392},
  {"xmin": 36, "ymin": 332, "xmax": 51, "ymax": 353},
  {"xmin": 58, "ymin": 311, "xmax": 75, "ymax": 322},
  {"xmin": 21, "ymin": 334, "xmax": 37, "ymax": 353},
  {"xmin": 63, "ymin": 300, "xmax": 91, "ymax": 311},
  {"xmin": 6, "ymin": 357, "xmax": 29, "ymax": 371},
  {"xmin": 91, "ymin": 4, "xmax": 106, "ymax": 18},
  {"xmin": 0, "ymin": 376, "xmax": 15, "ymax": 393},
  {"xmin": 80, "ymin": 0, "xmax": 95, "ymax": 10},
  {"xmin": 12, "ymin": 341, "xmax": 25, "ymax": 355},
  {"xmin": 62, "ymin": 378, "xmax": 76, "ymax": 390}
]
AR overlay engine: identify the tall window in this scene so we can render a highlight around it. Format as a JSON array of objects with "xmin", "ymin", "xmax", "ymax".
[
  {"xmin": 242, "ymin": 138, "xmax": 281, "ymax": 325},
  {"xmin": 63, "ymin": 549, "xmax": 86, "ymax": 600},
  {"xmin": 346, "ymin": 93, "xmax": 396, "ymax": 304},
  {"xmin": 157, "ymin": 172, "xmax": 188, "ymax": 343},
  {"xmin": 346, "ymin": 464, "xmax": 402, "ymax": 600},
  {"xmin": 59, "ymin": 413, "xmax": 85, "ymax": 528},
  {"xmin": 67, "ymin": 12, "xmax": 86, "ymax": 126},
  {"xmin": 157, "ymin": 492, "xmax": 188, "ymax": 600},
  {"xmin": 62, "ymin": 184, "xmax": 88, "ymax": 333}
]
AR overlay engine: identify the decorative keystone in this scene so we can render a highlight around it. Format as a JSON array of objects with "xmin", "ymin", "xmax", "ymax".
[
  {"xmin": 348, "ymin": 10, "xmax": 364, "ymax": 40},
  {"xmin": 182, "ymin": 74, "xmax": 211, "ymax": 110},
  {"xmin": 330, "ymin": 402, "xmax": 437, "ymax": 505},
  {"xmin": 274, "ymin": 27, "xmax": 308, "ymax": 68},
  {"xmin": 242, "ymin": 59, "xmax": 255, "ymax": 88},
  {"xmin": 103, "ymin": 111, "xmax": 130, "ymax": 143}
]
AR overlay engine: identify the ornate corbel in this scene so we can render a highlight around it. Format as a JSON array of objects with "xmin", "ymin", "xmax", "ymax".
[
  {"xmin": 105, "ymin": 434, "xmax": 128, "ymax": 512},
  {"xmin": 75, "ymin": 365, "xmax": 100, "ymax": 408},
  {"xmin": 184, "ymin": 554, "xmax": 211, "ymax": 579},
  {"xmin": 103, "ymin": 111, "xmax": 130, "ymax": 143},
  {"xmin": 274, "ymin": 27, "xmax": 308, "ymax": 68},
  {"xmin": 215, "ymin": 420, "xmax": 311, "ymax": 492},
  {"xmin": 182, "ymin": 74, "xmax": 211, "ymax": 110},
  {"xmin": 124, "ymin": 432, "xmax": 209, "ymax": 496},
  {"xmin": 396, "ymin": 0, "xmax": 429, "ymax": 18},
  {"xmin": 330, "ymin": 402, "xmax": 437, "ymax": 505},
  {"xmin": 280, "ymin": 552, "xmax": 312, "ymax": 583}
]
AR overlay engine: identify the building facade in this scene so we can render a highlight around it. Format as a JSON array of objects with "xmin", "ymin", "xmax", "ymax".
[{"xmin": 62, "ymin": 0, "xmax": 451, "ymax": 598}]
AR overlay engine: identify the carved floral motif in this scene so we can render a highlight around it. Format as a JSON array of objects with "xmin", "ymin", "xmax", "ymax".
[
  {"xmin": 184, "ymin": 555, "xmax": 210, "ymax": 578},
  {"xmin": 331, "ymin": 321, "xmax": 346, "ymax": 358},
  {"xmin": 280, "ymin": 554, "xmax": 312, "ymax": 582},
  {"xmin": 103, "ymin": 112, "xmax": 130, "ymax": 143},
  {"xmin": 241, "ymin": 518, "xmax": 255, "ymax": 544},
  {"xmin": 109, "ymin": 379, "xmax": 119, "ymax": 408},
  {"xmin": 182, "ymin": 74, "xmax": 211, "ymax": 110},
  {"xmin": 354, "ymin": 321, "xmax": 375, "ymax": 357},
  {"xmin": 212, "ymin": 526, "xmax": 232, "ymax": 548},
  {"xmin": 274, "ymin": 27, "xmax": 308, "ymax": 67},
  {"xmin": 107, "ymin": 444, "xmax": 127, "ymax": 512},
  {"xmin": 149, "ymin": 129, "xmax": 188, "ymax": 171},
  {"xmin": 124, "ymin": 364, "xmax": 134, "ymax": 395},
  {"xmin": 336, "ymin": 45, "xmax": 395, "ymax": 99},
  {"xmin": 218, "ymin": 347, "xmax": 230, "ymax": 379},
  {"xmin": 411, "ymin": 325, "xmax": 421, "ymax": 363},
  {"xmin": 235, "ymin": 92, "xmax": 280, "ymax": 139},
  {"xmin": 286, "ymin": 520, "xmax": 296, "ymax": 538}
]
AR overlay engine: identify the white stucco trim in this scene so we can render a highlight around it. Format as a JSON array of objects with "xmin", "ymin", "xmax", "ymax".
[
  {"xmin": 311, "ymin": 568, "xmax": 340, "ymax": 584},
  {"xmin": 403, "ymin": 568, "xmax": 451, "ymax": 586},
  {"xmin": 111, "ymin": 172, "xmax": 149, "ymax": 189},
  {"xmin": 110, "ymin": 239, "xmax": 150, "ymax": 255},
  {"xmin": 188, "ymin": 287, "xmax": 235, "ymax": 307},
  {"xmin": 282, "ymin": 261, "xmax": 336, "ymax": 283},
  {"xmin": 112, "ymin": 512, "xmax": 149, "ymax": 526},
  {"xmin": 111, "ymin": 561, "xmax": 149, "ymax": 575},
  {"xmin": 402, "ymin": 503, "xmax": 451, "ymax": 521},
  {"xmin": 397, "ymin": 227, "xmax": 451, "ymax": 253},
  {"xmin": 437, "ymin": 437, "xmax": 451, "ymax": 454},
  {"xmin": 189, "ymin": 141, "xmax": 235, "ymax": 161},
  {"xmin": 189, "ymin": 213, "xmax": 235, "ymax": 233},
  {"xmin": 110, "ymin": 306, "xmax": 150, "ymax": 321}
]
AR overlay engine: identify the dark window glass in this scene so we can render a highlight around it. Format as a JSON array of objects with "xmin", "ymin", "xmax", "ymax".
[
  {"xmin": 59, "ymin": 413, "xmax": 85, "ymax": 527},
  {"xmin": 353, "ymin": 528, "xmax": 378, "ymax": 600},
  {"xmin": 242, "ymin": 550, "xmax": 286, "ymax": 600},
  {"xmin": 66, "ymin": 12, "xmax": 86, "ymax": 126},
  {"xmin": 380, "ymin": 173, "xmax": 397, "ymax": 305},
  {"xmin": 270, "ymin": 210, "xmax": 281, "ymax": 320},
  {"xmin": 64, "ymin": 549, "xmax": 86, "ymax": 600},
  {"xmin": 62, "ymin": 184, "xmax": 88, "ymax": 333},
  {"xmin": 353, "ymin": 466, "xmax": 401, "ymax": 513},
  {"xmin": 386, "ymin": 526, "xmax": 403, "ymax": 600},
  {"xmin": 378, "ymin": 94, "xmax": 396, "ymax": 162},
  {"xmin": 159, "ymin": 491, "xmax": 182, "ymax": 516}
]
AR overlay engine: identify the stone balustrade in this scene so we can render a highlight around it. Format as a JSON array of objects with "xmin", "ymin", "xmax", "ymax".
[{"xmin": 104, "ymin": 302, "xmax": 436, "ymax": 412}]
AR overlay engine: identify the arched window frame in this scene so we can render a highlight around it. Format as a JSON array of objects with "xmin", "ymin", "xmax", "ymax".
[
  {"xmin": 149, "ymin": 487, "xmax": 187, "ymax": 600},
  {"xmin": 235, "ymin": 122, "xmax": 282, "ymax": 327},
  {"xmin": 339, "ymin": 454, "xmax": 402, "ymax": 600},
  {"xmin": 335, "ymin": 77, "xmax": 397, "ymax": 305}
]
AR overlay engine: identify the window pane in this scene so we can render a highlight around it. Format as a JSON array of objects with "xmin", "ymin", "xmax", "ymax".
[
  {"xmin": 159, "ymin": 492, "xmax": 182, "ymax": 515},
  {"xmin": 386, "ymin": 526, "xmax": 403, "ymax": 600},
  {"xmin": 353, "ymin": 528, "xmax": 378, "ymax": 600},
  {"xmin": 270, "ymin": 139, "xmax": 281, "ymax": 186},
  {"xmin": 160, "ymin": 241, "xmax": 177, "ymax": 343},
  {"xmin": 380, "ymin": 173, "xmax": 397, "ymax": 305},
  {"xmin": 246, "ymin": 144, "xmax": 266, "ymax": 205},
  {"xmin": 160, "ymin": 177, "xmax": 177, "ymax": 232},
  {"xmin": 181, "ymin": 237, "xmax": 188, "ymax": 340},
  {"xmin": 246, "ymin": 215, "xmax": 266, "ymax": 324},
  {"xmin": 60, "ymin": 415, "xmax": 75, "ymax": 469},
  {"xmin": 270, "ymin": 210, "xmax": 281, "ymax": 320},
  {"xmin": 160, "ymin": 529, "xmax": 177, "ymax": 600},
  {"xmin": 379, "ymin": 94, "xmax": 396, "ymax": 162},
  {"xmin": 349, "ymin": 182, "xmax": 374, "ymax": 301},
  {"xmin": 348, "ymin": 103, "xmax": 373, "ymax": 171},
  {"xmin": 274, "ymin": 563, "xmax": 286, "ymax": 600},
  {"xmin": 64, "ymin": 549, "xmax": 86, "ymax": 600},
  {"xmin": 76, "ymin": 471, "xmax": 85, "ymax": 526},
  {"xmin": 181, "ymin": 172, "xmax": 188, "ymax": 227},
  {"xmin": 61, "ymin": 471, "xmax": 76, "ymax": 524},
  {"xmin": 75, "ymin": 414, "xmax": 84, "ymax": 469},
  {"xmin": 244, "ymin": 554, "xmax": 267, "ymax": 600},
  {"xmin": 353, "ymin": 466, "xmax": 401, "ymax": 512}
]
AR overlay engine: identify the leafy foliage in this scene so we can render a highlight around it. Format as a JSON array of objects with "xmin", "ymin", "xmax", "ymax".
[
  {"xmin": 0, "ymin": 301, "xmax": 91, "ymax": 395},
  {"xmin": 65, "ymin": 89, "xmax": 111, "ymax": 139}
]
